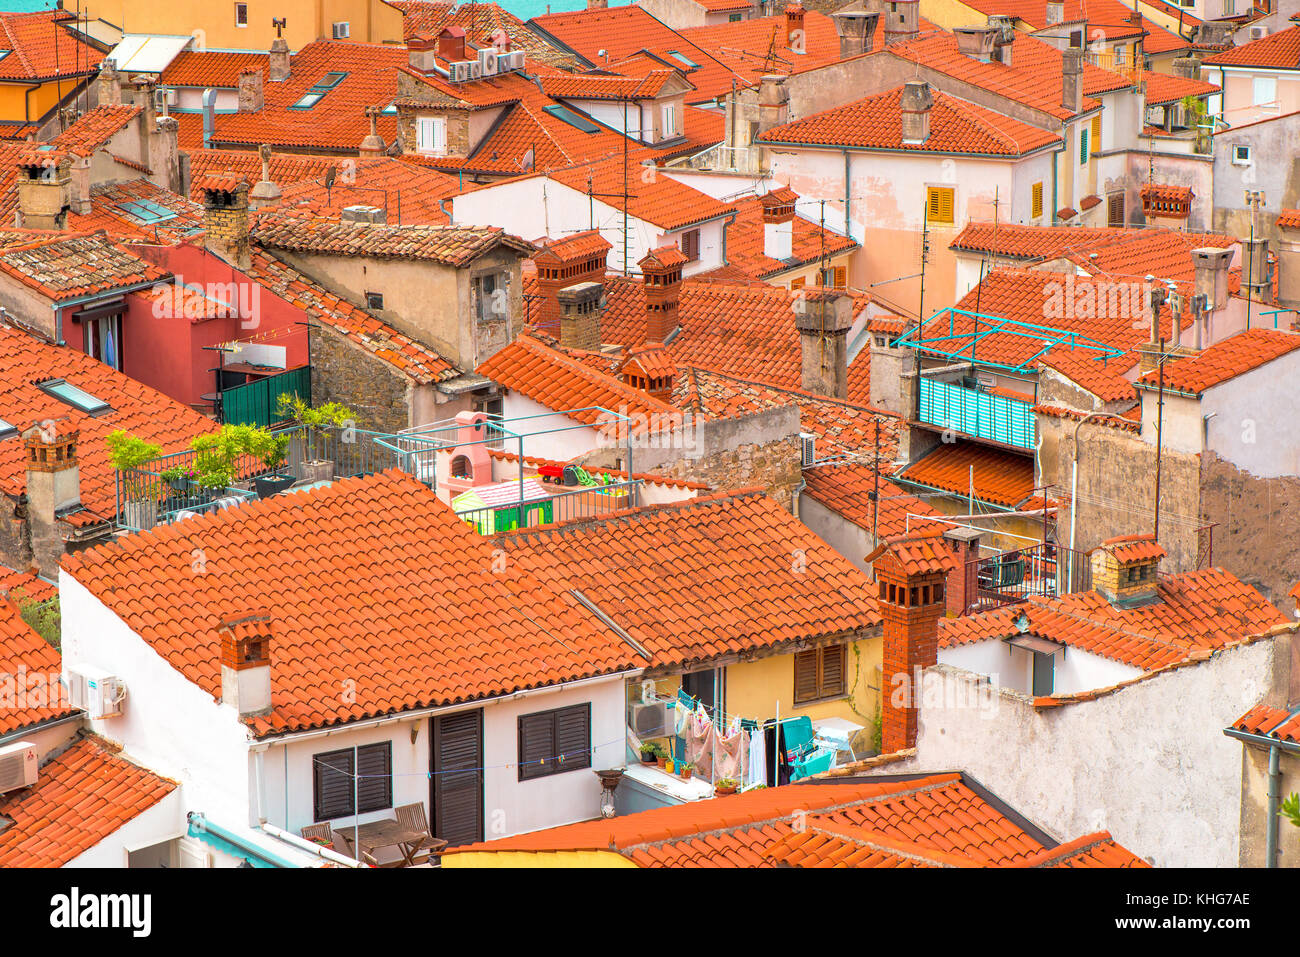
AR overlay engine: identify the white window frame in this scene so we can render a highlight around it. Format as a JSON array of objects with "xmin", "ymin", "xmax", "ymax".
[
  {"xmin": 1232, "ymin": 144, "xmax": 1252, "ymax": 165},
  {"xmin": 235, "ymin": 2, "xmax": 248, "ymax": 27},
  {"xmin": 661, "ymin": 103, "xmax": 677, "ymax": 139},
  {"xmin": 332, "ymin": 21, "xmax": 351, "ymax": 39},
  {"xmin": 1253, "ymin": 75, "xmax": 1278, "ymax": 110},
  {"xmin": 416, "ymin": 115, "xmax": 447, "ymax": 155}
]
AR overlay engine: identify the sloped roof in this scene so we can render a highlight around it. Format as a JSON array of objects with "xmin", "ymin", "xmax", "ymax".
[
  {"xmin": 901, "ymin": 440, "xmax": 1036, "ymax": 508},
  {"xmin": 158, "ymin": 50, "xmax": 268, "ymax": 87},
  {"xmin": 803, "ymin": 462, "xmax": 945, "ymax": 538},
  {"xmin": 186, "ymin": 149, "xmax": 341, "ymax": 202},
  {"xmin": 0, "ymin": 231, "xmax": 170, "ymax": 303},
  {"xmin": 1142, "ymin": 70, "xmax": 1220, "ymax": 107},
  {"xmin": 0, "ymin": 10, "xmax": 102, "ymax": 81},
  {"xmin": 0, "ymin": 597, "xmax": 72, "ymax": 735},
  {"xmin": 394, "ymin": 0, "xmax": 578, "ymax": 69},
  {"xmin": 1204, "ymin": 23, "xmax": 1300, "ymax": 68},
  {"xmin": 719, "ymin": 194, "xmax": 859, "ymax": 279},
  {"xmin": 52, "ymin": 105, "xmax": 142, "ymax": 157},
  {"xmin": 68, "ymin": 179, "xmax": 204, "ymax": 242},
  {"xmin": 1136, "ymin": 328, "xmax": 1300, "ymax": 396},
  {"xmin": 62, "ymin": 470, "xmax": 642, "ymax": 737},
  {"xmin": 1231, "ymin": 703, "xmax": 1300, "ymax": 743}
]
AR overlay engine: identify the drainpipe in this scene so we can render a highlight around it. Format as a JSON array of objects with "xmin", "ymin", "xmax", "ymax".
[
  {"xmin": 439, "ymin": 198, "xmax": 454, "ymax": 225},
  {"xmin": 1051, "ymin": 147, "xmax": 1059, "ymax": 226},
  {"xmin": 843, "ymin": 150, "xmax": 852, "ymax": 238},
  {"xmin": 1223, "ymin": 726, "xmax": 1300, "ymax": 868},
  {"xmin": 186, "ymin": 812, "xmax": 299, "ymax": 868}
]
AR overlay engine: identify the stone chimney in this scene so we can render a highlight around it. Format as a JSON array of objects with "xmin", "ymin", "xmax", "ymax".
[
  {"xmin": 1062, "ymin": 47, "xmax": 1083, "ymax": 114},
  {"xmin": 761, "ymin": 187, "xmax": 797, "ymax": 262},
  {"xmin": 884, "ymin": 0, "xmax": 920, "ymax": 45},
  {"xmin": 359, "ymin": 106, "xmax": 387, "ymax": 156},
  {"xmin": 341, "ymin": 204, "xmax": 385, "ymax": 224},
  {"xmin": 1277, "ymin": 215, "xmax": 1300, "ymax": 310},
  {"xmin": 954, "ymin": 25, "xmax": 997, "ymax": 62},
  {"xmin": 900, "ymin": 80, "xmax": 934, "ymax": 144},
  {"xmin": 408, "ymin": 34, "xmax": 439, "ymax": 73},
  {"xmin": 639, "ymin": 246, "xmax": 686, "ymax": 345},
  {"xmin": 1193, "ymin": 246, "xmax": 1232, "ymax": 337},
  {"xmin": 1046, "ymin": 0, "xmax": 1064, "ymax": 25},
  {"xmin": 533, "ymin": 231, "xmax": 611, "ymax": 336},
  {"xmin": 786, "ymin": 3, "xmax": 806, "ymax": 51},
  {"xmin": 757, "ymin": 74, "xmax": 790, "ymax": 139},
  {"xmin": 793, "ymin": 291, "xmax": 854, "ymax": 398},
  {"xmin": 1172, "ymin": 56, "xmax": 1201, "ymax": 80},
  {"xmin": 249, "ymin": 143, "xmax": 281, "ymax": 209},
  {"xmin": 200, "ymin": 176, "xmax": 251, "ymax": 270},
  {"xmin": 269, "ymin": 37, "xmax": 290, "ymax": 82},
  {"xmin": 868, "ymin": 535, "xmax": 958, "ymax": 753},
  {"xmin": 438, "ymin": 26, "xmax": 468, "ymax": 63},
  {"xmin": 1090, "ymin": 535, "xmax": 1164, "ymax": 607},
  {"xmin": 219, "ymin": 611, "xmax": 274, "ymax": 719},
  {"xmin": 1242, "ymin": 238, "xmax": 1272, "ymax": 306},
  {"xmin": 22, "ymin": 422, "xmax": 82, "ymax": 575},
  {"xmin": 558, "ymin": 281, "xmax": 604, "ymax": 352},
  {"xmin": 237, "ymin": 68, "xmax": 263, "ymax": 112},
  {"xmin": 15, "ymin": 151, "xmax": 73, "ymax": 230},
  {"xmin": 97, "ymin": 58, "xmax": 122, "ymax": 107},
  {"xmin": 832, "ymin": 9, "xmax": 879, "ymax": 57}
]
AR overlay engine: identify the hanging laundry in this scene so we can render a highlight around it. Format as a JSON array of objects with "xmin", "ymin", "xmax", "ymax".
[
  {"xmin": 683, "ymin": 705, "xmax": 716, "ymax": 780},
  {"xmin": 713, "ymin": 721, "xmax": 747, "ymax": 783},
  {"xmin": 746, "ymin": 727, "xmax": 766, "ymax": 789}
]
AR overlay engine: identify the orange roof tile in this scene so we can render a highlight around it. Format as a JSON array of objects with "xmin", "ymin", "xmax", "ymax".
[
  {"xmin": 1096, "ymin": 533, "xmax": 1166, "ymax": 563},
  {"xmin": 869, "ymin": 533, "xmax": 960, "ymax": 576},
  {"xmin": 720, "ymin": 194, "xmax": 858, "ymax": 279},
  {"xmin": 1016, "ymin": 831, "xmax": 1150, "ymax": 868},
  {"xmin": 186, "ymin": 149, "xmax": 341, "ymax": 202},
  {"xmin": 274, "ymin": 157, "xmax": 460, "ymax": 225},
  {"xmin": 0, "ymin": 324, "xmax": 215, "ymax": 517},
  {"xmin": 0, "ymin": 10, "xmax": 102, "ymax": 82},
  {"xmin": 1279, "ymin": 209, "xmax": 1300, "ymax": 231},
  {"xmin": 0, "ymin": 736, "xmax": 177, "ymax": 867},
  {"xmin": 901, "ymin": 440, "xmax": 1035, "ymax": 507},
  {"xmin": 803, "ymin": 463, "xmax": 944, "ymax": 538},
  {"xmin": 395, "ymin": 1, "xmax": 578, "ymax": 69},
  {"xmin": 540, "ymin": 69, "xmax": 681, "ymax": 100},
  {"xmin": 1142, "ymin": 70, "xmax": 1220, "ymax": 107},
  {"xmin": 1038, "ymin": 348, "xmax": 1138, "ymax": 403},
  {"xmin": 52, "ymin": 106, "xmax": 142, "ymax": 157},
  {"xmin": 0, "ymin": 565, "xmax": 55, "ymax": 604},
  {"xmin": 68, "ymin": 179, "xmax": 204, "ymax": 242},
  {"xmin": 0, "ymin": 597, "xmax": 72, "ymax": 735},
  {"xmin": 1136, "ymin": 328, "xmax": 1300, "ymax": 396},
  {"xmin": 0, "ymin": 231, "xmax": 170, "ymax": 303},
  {"xmin": 62, "ymin": 470, "xmax": 642, "ymax": 737},
  {"xmin": 1231, "ymin": 703, "xmax": 1300, "ymax": 743},
  {"xmin": 547, "ymin": 153, "xmax": 733, "ymax": 231},
  {"xmin": 158, "ymin": 50, "xmax": 269, "ymax": 87},
  {"xmin": 1205, "ymin": 23, "xmax": 1300, "ymax": 68},
  {"xmin": 760, "ymin": 84, "xmax": 1062, "ymax": 156},
  {"xmin": 679, "ymin": 12, "xmax": 857, "ymax": 87}
]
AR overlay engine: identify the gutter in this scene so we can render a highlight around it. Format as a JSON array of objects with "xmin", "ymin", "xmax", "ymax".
[
  {"xmin": 186, "ymin": 812, "xmax": 300, "ymax": 868},
  {"xmin": 1222, "ymin": 726, "xmax": 1300, "ymax": 869},
  {"xmin": 0, "ymin": 711, "xmax": 82, "ymax": 747},
  {"xmin": 259, "ymin": 822, "xmax": 364, "ymax": 868}
]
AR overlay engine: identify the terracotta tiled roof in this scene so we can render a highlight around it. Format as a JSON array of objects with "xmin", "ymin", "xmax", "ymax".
[
  {"xmin": 1034, "ymin": 403, "xmax": 1140, "ymax": 432},
  {"xmin": 1142, "ymin": 70, "xmax": 1220, "ymax": 107},
  {"xmin": 0, "ymin": 231, "xmax": 170, "ymax": 303},
  {"xmin": 452, "ymin": 773, "xmax": 1141, "ymax": 866},
  {"xmin": 720, "ymin": 194, "xmax": 858, "ymax": 279},
  {"xmin": 0, "ymin": 324, "xmax": 215, "ymax": 516},
  {"xmin": 546, "ymin": 154, "xmax": 733, "ymax": 231},
  {"xmin": 499, "ymin": 488, "xmax": 881, "ymax": 668},
  {"xmin": 870, "ymin": 534, "xmax": 960, "ymax": 576},
  {"xmin": 804, "ymin": 463, "xmax": 944, "ymax": 538},
  {"xmin": 901, "ymin": 441, "xmax": 1036, "ymax": 508},
  {"xmin": 394, "ymin": 1, "xmax": 579, "ymax": 69},
  {"xmin": 158, "ymin": 50, "xmax": 269, "ymax": 87},
  {"xmin": 0, "ymin": 597, "xmax": 72, "ymax": 735},
  {"xmin": 62, "ymin": 470, "xmax": 643, "ymax": 737},
  {"xmin": 275, "ymin": 157, "xmax": 460, "ymax": 225},
  {"xmin": 679, "ymin": 12, "xmax": 859, "ymax": 86},
  {"xmin": 476, "ymin": 334, "xmax": 682, "ymax": 425},
  {"xmin": 540, "ymin": 69, "xmax": 681, "ymax": 100},
  {"xmin": 1096, "ymin": 533, "xmax": 1166, "ymax": 563},
  {"xmin": 941, "ymin": 568, "xmax": 1289, "ymax": 671},
  {"xmin": 1231, "ymin": 703, "xmax": 1300, "ymax": 743},
  {"xmin": 1018, "ymin": 832, "xmax": 1150, "ymax": 868},
  {"xmin": 0, "ymin": 736, "xmax": 177, "ymax": 867},
  {"xmin": 1279, "ymin": 209, "xmax": 1300, "ymax": 230},
  {"xmin": 0, "ymin": 565, "xmax": 55, "ymax": 604},
  {"xmin": 1204, "ymin": 23, "xmax": 1300, "ymax": 68},
  {"xmin": 1136, "ymin": 328, "xmax": 1300, "ymax": 395},
  {"xmin": 1140, "ymin": 182, "xmax": 1194, "ymax": 206},
  {"xmin": 760, "ymin": 85, "xmax": 1062, "ymax": 156},
  {"xmin": 51, "ymin": 106, "xmax": 142, "ymax": 157},
  {"xmin": 186, "ymin": 149, "xmax": 341, "ymax": 202},
  {"xmin": 959, "ymin": 0, "xmax": 1187, "ymax": 53},
  {"xmin": 68, "ymin": 179, "xmax": 204, "ymax": 242},
  {"xmin": 243, "ymin": 249, "xmax": 458, "ymax": 383},
  {"xmin": 252, "ymin": 207, "xmax": 534, "ymax": 264},
  {"xmin": 0, "ymin": 10, "xmax": 102, "ymax": 81},
  {"xmin": 1038, "ymin": 348, "xmax": 1138, "ymax": 403}
]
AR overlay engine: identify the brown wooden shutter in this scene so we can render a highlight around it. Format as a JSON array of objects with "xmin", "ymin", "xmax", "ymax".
[
  {"xmin": 821, "ymin": 645, "xmax": 846, "ymax": 698},
  {"xmin": 356, "ymin": 742, "xmax": 392, "ymax": 814},
  {"xmin": 313, "ymin": 747, "xmax": 355, "ymax": 821},
  {"xmin": 432, "ymin": 709, "xmax": 484, "ymax": 846},
  {"xmin": 555, "ymin": 704, "xmax": 592, "ymax": 774},
  {"xmin": 1107, "ymin": 192, "xmax": 1125, "ymax": 227},
  {"xmin": 518, "ymin": 712, "xmax": 556, "ymax": 781},
  {"xmin": 793, "ymin": 649, "xmax": 820, "ymax": 704}
]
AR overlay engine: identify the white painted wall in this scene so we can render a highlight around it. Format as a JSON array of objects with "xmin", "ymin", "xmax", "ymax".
[
  {"xmin": 939, "ymin": 639, "xmax": 1141, "ymax": 696},
  {"xmin": 501, "ymin": 391, "xmax": 602, "ymax": 462},
  {"xmin": 1201, "ymin": 347, "xmax": 1300, "ymax": 477},
  {"xmin": 66, "ymin": 790, "xmax": 186, "ymax": 867}
]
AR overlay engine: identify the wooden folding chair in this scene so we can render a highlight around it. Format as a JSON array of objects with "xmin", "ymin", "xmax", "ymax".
[{"xmin": 331, "ymin": 829, "xmax": 378, "ymax": 866}]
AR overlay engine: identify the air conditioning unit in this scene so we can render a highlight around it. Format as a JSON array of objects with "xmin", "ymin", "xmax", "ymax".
[
  {"xmin": 976, "ymin": 372, "xmax": 997, "ymax": 389},
  {"xmin": 450, "ymin": 61, "xmax": 472, "ymax": 83},
  {"xmin": 479, "ymin": 48, "xmax": 498, "ymax": 76},
  {"xmin": 502, "ymin": 51, "xmax": 525, "ymax": 72},
  {"xmin": 64, "ymin": 666, "xmax": 126, "ymax": 719},
  {"xmin": 628, "ymin": 700, "xmax": 673, "ymax": 739},
  {"xmin": 799, "ymin": 431, "xmax": 816, "ymax": 467},
  {"xmin": 153, "ymin": 87, "xmax": 176, "ymax": 109},
  {"xmin": 468, "ymin": 60, "xmax": 482, "ymax": 80},
  {"xmin": 0, "ymin": 741, "xmax": 38, "ymax": 795},
  {"xmin": 332, "ymin": 21, "xmax": 350, "ymax": 39},
  {"xmin": 1250, "ymin": 26, "xmax": 1265, "ymax": 40}
]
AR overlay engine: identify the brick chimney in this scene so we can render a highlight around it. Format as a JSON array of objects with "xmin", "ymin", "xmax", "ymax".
[
  {"xmin": 761, "ymin": 187, "xmax": 797, "ymax": 262},
  {"xmin": 408, "ymin": 34, "xmax": 439, "ymax": 73},
  {"xmin": 22, "ymin": 421, "xmax": 82, "ymax": 575},
  {"xmin": 15, "ymin": 150, "xmax": 73, "ymax": 230},
  {"xmin": 868, "ymin": 535, "xmax": 958, "ymax": 753},
  {"xmin": 620, "ymin": 344, "xmax": 675, "ymax": 403},
  {"xmin": 794, "ymin": 291, "xmax": 854, "ymax": 397},
  {"xmin": 1090, "ymin": 535, "xmax": 1164, "ymax": 607},
  {"xmin": 638, "ymin": 245, "xmax": 687, "ymax": 345},
  {"xmin": 269, "ymin": 37, "xmax": 290, "ymax": 82},
  {"xmin": 942, "ymin": 526, "xmax": 982, "ymax": 617},
  {"xmin": 438, "ymin": 26, "xmax": 467, "ymax": 63},
  {"xmin": 832, "ymin": 9, "xmax": 879, "ymax": 57},
  {"xmin": 558, "ymin": 281, "xmax": 605, "ymax": 351},
  {"xmin": 884, "ymin": 0, "xmax": 920, "ymax": 45},
  {"xmin": 237, "ymin": 68, "xmax": 263, "ymax": 112},
  {"xmin": 1062, "ymin": 46, "xmax": 1083, "ymax": 114},
  {"xmin": 786, "ymin": 3, "xmax": 806, "ymax": 52},
  {"xmin": 219, "ymin": 611, "xmax": 274, "ymax": 718},
  {"xmin": 900, "ymin": 80, "xmax": 933, "ymax": 144},
  {"xmin": 200, "ymin": 176, "xmax": 251, "ymax": 270},
  {"xmin": 533, "ymin": 231, "xmax": 611, "ymax": 335}
]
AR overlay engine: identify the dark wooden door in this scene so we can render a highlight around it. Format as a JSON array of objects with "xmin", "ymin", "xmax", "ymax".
[{"xmin": 431, "ymin": 709, "xmax": 484, "ymax": 846}]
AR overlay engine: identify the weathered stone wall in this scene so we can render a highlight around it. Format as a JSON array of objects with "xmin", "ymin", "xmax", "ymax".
[
  {"xmin": 651, "ymin": 434, "xmax": 803, "ymax": 509},
  {"xmin": 0, "ymin": 495, "xmax": 34, "ymax": 576},
  {"xmin": 1199, "ymin": 451, "xmax": 1300, "ymax": 605},
  {"xmin": 308, "ymin": 325, "xmax": 412, "ymax": 435}
]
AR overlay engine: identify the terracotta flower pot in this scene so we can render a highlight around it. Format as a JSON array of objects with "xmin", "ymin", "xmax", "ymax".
[
  {"xmin": 656, "ymin": 755, "xmax": 667, "ymax": 769},
  {"xmin": 680, "ymin": 767, "xmax": 693, "ymax": 780},
  {"xmin": 715, "ymin": 784, "xmax": 737, "ymax": 796}
]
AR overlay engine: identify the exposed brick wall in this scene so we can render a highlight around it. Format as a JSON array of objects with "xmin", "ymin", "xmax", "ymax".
[
  {"xmin": 878, "ymin": 574, "xmax": 947, "ymax": 753},
  {"xmin": 308, "ymin": 325, "xmax": 413, "ymax": 435}
]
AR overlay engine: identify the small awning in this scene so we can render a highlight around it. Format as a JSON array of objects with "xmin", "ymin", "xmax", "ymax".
[{"xmin": 1006, "ymin": 634, "xmax": 1064, "ymax": 656}]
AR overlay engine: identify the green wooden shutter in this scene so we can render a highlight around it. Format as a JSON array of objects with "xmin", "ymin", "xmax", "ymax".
[{"xmin": 1080, "ymin": 127, "xmax": 1089, "ymax": 165}]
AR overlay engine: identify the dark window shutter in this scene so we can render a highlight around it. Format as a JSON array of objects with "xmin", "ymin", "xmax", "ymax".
[
  {"xmin": 518, "ymin": 712, "xmax": 556, "ymax": 781},
  {"xmin": 518, "ymin": 704, "xmax": 591, "ymax": 780},
  {"xmin": 555, "ymin": 703, "xmax": 592, "ymax": 773},
  {"xmin": 793, "ymin": 649, "xmax": 820, "ymax": 704},
  {"xmin": 356, "ymin": 742, "xmax": 393, "ymax": 814},
  {"xmin": 822, "ymin": 645, "xmax": 846, "ymax": 697},
  {"xmin": 433, "ymin": 710, "xmax": 484, "ymax": 846},
  {"xmin": 313, "ymin": 747, "xmax": 355, "ymax": 821}
]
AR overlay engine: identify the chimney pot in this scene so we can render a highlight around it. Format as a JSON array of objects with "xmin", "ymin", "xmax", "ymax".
[
  {"xmin": 638, "ymin": 246, "xmax": 685, "ymax": 345},
  {"xmin": 1089, "ymin": 536, "xmax": 1163, "ymax": 607},
  {"xmin": 884, "ymin": 0, "xmax": 920, "ymax": 45},
  {"xmin": 201, "ymin": 178, "xmax": 251, "ymax": 270},
  {"xmin": 557, "ymin": 281, "xmax": 605, "ymax": 352},
  {"xmin": 237, "ymin": 68, "xmax": 263, "ymax": 112},
  {"xmin": 900, "ymin": 79, "xmax": 933, "ymax": 144},
  {"xmin": 219, "ymin": 612, "xmax": 274, "ymax": 718},
  {"xmin": 437, "ymin": 26, "xmax": 468, "ymax": 64},
  {"xmin": 793, "ymin": 291, "xmax": 854, "ymax": 398},
  {"xmin": 831, "ymin": 9, "xmax": 879, "ymax": 58}
]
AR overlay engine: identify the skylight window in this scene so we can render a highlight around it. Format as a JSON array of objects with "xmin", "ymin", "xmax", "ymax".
[
  {"xmin": 37, "ymin": 379, "xmax": 111, "ymax": 415},
  {"xmin": 665, "ymin": 50, "xmax": 699, "ymax": 70},
  {"xmin": 290, "ymin": 71, "xmax": 349, "ymax": 110},
  {"xmin": 543, "ymin": 105, "xmax": 600, "ymax": 134},
  {"xmin": 0, "ymin": 417, "xmax": 15, "ymax": 440},
  {"xmin": 116, "ymin": 200, "xmax": 177, "ymax": 225}
]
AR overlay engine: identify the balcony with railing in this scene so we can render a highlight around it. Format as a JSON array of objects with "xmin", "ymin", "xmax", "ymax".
[
  {"xmin": 918, "ymin": 378, "xmax": 1036, "ymax": 450},
  {"xmin": 963, "ymin": 543, "xmax": 1093, "ymax": 614}
]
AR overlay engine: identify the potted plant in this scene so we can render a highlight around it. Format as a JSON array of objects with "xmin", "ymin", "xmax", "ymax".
[
  {"xmin": 655, "ymin": 749, "xmax": 668, "ymax": 770},
  {"xmin": 253, "ymin": 433, "xmax": 294, "ymax": 498},
  {"xmin": 715, "ymin": 777, "xmax": 738, "ymax": 796},
  {"xmin": 190, "ymin": 424, "xmax": 280, "ymax": 499},
  {"xmin": 277, "ymin": 394, "xmax": 355, "ymax": 484},
  {"xmin": 679, "ymin": 762, "xmax": 694, "ymax": 781},
  {"xmin": 663, "ymin": 758, "xmax": 675, "ymax": 775},
  {"xmin": 160, "ymin": 464, "xmax": 195, "ymax": 493},
  {"xmin": 106, "ymin": 430, "xmax": 163, "ymax": 530},
  {"xmin": 638, "ymin": 742, "xmax": 659, "ymax": 765}
]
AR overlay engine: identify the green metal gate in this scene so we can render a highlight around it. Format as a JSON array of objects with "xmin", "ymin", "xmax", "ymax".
[{"xmin": 221, "ymin": 366, "xmax": 311, "ymax": 428}]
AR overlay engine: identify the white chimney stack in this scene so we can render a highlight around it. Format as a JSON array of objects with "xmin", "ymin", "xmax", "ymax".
[
  {"xmin": 761, "ymin": 187, "xmax": 798, "ymax": 262},
  {"xmin": 219, "ymin": 612, "xmax": 274, "ymax": 719}
]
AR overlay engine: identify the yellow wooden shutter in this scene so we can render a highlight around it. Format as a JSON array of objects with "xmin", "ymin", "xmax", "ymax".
[
  {"xmin": 927, "ymin": 186, "xmax": 954, "ymax": 225},
  {"xmin": 1032, "ymin": 182, "xmax": 1043, "ymax": 219},
  {"xmin": 1092, "ymin": 115, "xmax": 1101, "ymax": 153}
]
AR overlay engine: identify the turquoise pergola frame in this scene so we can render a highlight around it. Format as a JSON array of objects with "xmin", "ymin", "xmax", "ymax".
[{"xmin": 893, "ymin": 307, "xmax": 1128, "ymax": 374}]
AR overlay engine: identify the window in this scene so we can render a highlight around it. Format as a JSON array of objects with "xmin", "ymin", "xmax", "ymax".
[
  {"xmin": 1091, "ymin": 115, "xmax": 1101, "ymax": 153},
  {"xmin": 543, "ymin": 104, "xmax": 600, "ymax": 133},
  {"xmin": 37, "ymin": 378, "xmax": 110, "ymax": 414},
  {"xmin": 365, "ymin": 291, "xmax": 384, "ymax": 310},
  {"xmin": 0, "ymin": 417, "xmax": 16, "ymax": 439},
  {"xmin": 661, "ymin": 103, "xmax": 677, "ymax": 139},
  {"xmin": 474, "ymin": 271, "xmax": 509, "ymax": 322},
  {"xmin": 234, "ymin": 2, "xmax": 247, "ymax": 26},
  {"xmin": 926, "ymin": 185, "xmax": 954, "ymax": 225},
  {"xmin": 518, "ymin": 704, "xmax": 591, "ymax": 781},
  {"xmin": 729, "ymin": 11, "xmax": 743, "ymax": 20},
  {"xmin": 82, "ymin": 314, "xmax": 123, "ymax": 371},
  {"xmin": 793, "ymin": 644, "xmax": 847, "ymax": 704},
  {"xmin": 1031, "ymin": 181, "xmax": 1044, "ymax": 219},
  {"xmin": 1079, "ymin": 126, "xmax": 1089, "ymax": 165},
  {"xmin": 312, "ymin": 742, "xmax": 393, "ymax": 821},
  {"xmin": 1253, "ymin": 76, "xmax": 1277, "ymax": 109},
  {"xmin": 1233, "ymin": 144, "xmax": 1252, "ymax": 165},
  {"xmin": 416, "ymin": 116, "xmax": 447, "ymax": 155},
  {"xmin": 1107, "ymin": 191, "xmax": 1125, "ymax": 227},
  {"xmin": 681, "ymin": 228, "xmax": 701, "ymax": 261},
  {"xmin": 665, "ymin": 50, "xmax": 699, "ymax": 70},
  {"xmin": 116, "ymin": 199, "xmax": 177, "ymax": 225},
  {"xmin": 1222, "ymin": 0, "xmax": 1235, "ymax": 14},
  {"xmin": 332, "ymin": 21, "xmax": 351, "ymax": 39},
  {"xmin": 790, "ymin": 276, "xmax": 805, "ymax": 290},
  {"xmin": 290, "ymin": 71, "xmax": 349, "ymax": 110},
  {"xmin": 1031, "ymin": 651, "xmax": 1054, "ymax": 696}
]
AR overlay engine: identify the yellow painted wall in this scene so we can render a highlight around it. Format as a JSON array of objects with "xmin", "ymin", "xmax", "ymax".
[
  {"xmin": 919, "ymin": 0, "xmax": 990, "ymax": 30},
  {"xmin": 442, "ymin": 849, "xmax": 636, "ymax": 868},
  {"xmin": 93, "ymin": 0, "xmax": 403, "ymax": 52},
  {"xmin": 0, "ymin": 78, "xmax": 85, "ymax": 126}
]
